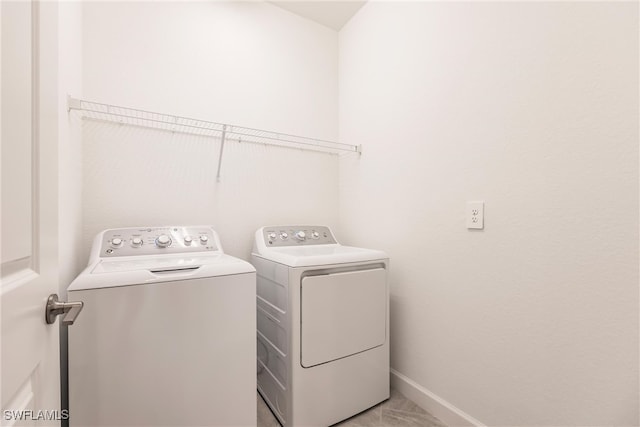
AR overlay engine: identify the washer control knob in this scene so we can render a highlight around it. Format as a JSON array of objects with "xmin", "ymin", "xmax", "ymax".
[
  {"xmin": 280, "ymin": 232, "xmax": 289, "ymax": 240},
  {"xmin": 184, "ymin": 236, "xmax": 193, "ymax": 246},
  {"xmin": 268, "ymin": 233, "xmax": 277, "ymax": 241},
  {"xmin": 311, "ymin": 231, "xmax": 320, "ymax": 239},
  {"xmin": 199, "ymin": 235, "xmax": 209, "ymax": 244},
  {"xmin": 155, "ymin": 235, "xmax": 171, "ymax": 248},
  {"xmin": 131, "ymin": 237, "xmax": 143, "ymax": 247},
  {"xmin": 295, "ymin": 231, "xmax": 306, "ymax": 241},
  {"xmin": 111, "ymin": 238, "xmax": 123, "ymax": 248}
]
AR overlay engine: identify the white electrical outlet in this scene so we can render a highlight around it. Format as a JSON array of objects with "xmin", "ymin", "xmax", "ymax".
[{"xmin": 467, "ymin": 201, "xmax": 484, "ymax": 229}]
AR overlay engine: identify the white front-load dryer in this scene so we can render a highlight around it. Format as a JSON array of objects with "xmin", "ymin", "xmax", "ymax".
[
  {"xmin": 252, "ymin": 226, "xmax": 389, "ymax": 427},
  {"xmin": 67, "ymin": 226, "xmax": 256, "ymax": 426}
]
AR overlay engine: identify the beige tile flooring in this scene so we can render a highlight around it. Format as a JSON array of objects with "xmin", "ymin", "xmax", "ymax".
[{"xmin": 257, "ymin": 389, "xmax": 446, "ymax": 427}]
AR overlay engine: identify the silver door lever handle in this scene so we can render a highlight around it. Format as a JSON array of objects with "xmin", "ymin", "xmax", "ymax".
[{"xmin": 46, "ymin": 294, "xmax": 84, "ymax": 326}]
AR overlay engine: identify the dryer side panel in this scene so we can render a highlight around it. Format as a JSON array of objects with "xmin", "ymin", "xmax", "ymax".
[{"xmin": 300, "ymin": 268, "xmax": 386, "ymax": 368}]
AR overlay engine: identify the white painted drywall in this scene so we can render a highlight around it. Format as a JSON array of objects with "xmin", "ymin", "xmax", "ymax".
[
  {"xmin": 56, "ymin": 2, "xmax": 84, "ymax": 420},
  {"xmin": 338, "ymin": 2, "xmax": 639, "ymax": 425},
  {"xmin": 81, "ymin": 1, "xmax": 339, "ymax": 260},
  {"xmin": 58, "ymin": 1, "xmax": 83, "ymax": 296}
]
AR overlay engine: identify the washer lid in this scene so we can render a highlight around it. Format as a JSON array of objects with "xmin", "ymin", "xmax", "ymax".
[
  {"xmin": 68, "ymin": 253, "xmax": 255, "ymax": 292},
  {"xmin": 253, "ymin": 245, "xmax": 387, "ymax": 267},
  {"xmin": 92, "ymin": 254, "xmax": 225, "ymax": 274}
]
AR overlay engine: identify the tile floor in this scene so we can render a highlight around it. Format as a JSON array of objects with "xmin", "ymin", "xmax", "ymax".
[{"xmin": 257, "ymin": 389, "xmax": 446, "ymax": 427}]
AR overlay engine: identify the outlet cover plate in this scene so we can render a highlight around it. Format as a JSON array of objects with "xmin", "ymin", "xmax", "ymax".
[{"xmin": 467, "ymin": 201, "xmax": 484, "ymax": 229}]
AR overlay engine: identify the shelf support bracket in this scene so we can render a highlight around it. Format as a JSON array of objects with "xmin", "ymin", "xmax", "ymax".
[
  {"xmin": 67, "ymin": 95, "xmax": 81, "ymax": 112},
  {"xmin": 216, "ymin": 124, "xmax": 227, "ymax": 182}
]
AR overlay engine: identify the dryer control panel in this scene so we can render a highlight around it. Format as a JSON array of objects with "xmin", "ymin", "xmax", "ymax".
[
  {"xmin": 100, "ymin": 226, "xmax": 218, "ymax": 257},
  {"xmin": 262, "ymin": 225, "xmax": 337, "ymax": 247}
]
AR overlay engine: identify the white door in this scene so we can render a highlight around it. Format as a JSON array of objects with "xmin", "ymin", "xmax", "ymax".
[
  {"xmin": 300, "ymin": 268, "xmax": 387, "ymax": 367},
  {"xmin": 1, "ymin": 1, "xmax": 62, "ymax": 424}
]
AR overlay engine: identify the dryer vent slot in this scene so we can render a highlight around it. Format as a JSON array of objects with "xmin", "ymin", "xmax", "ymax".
[{"xmin": 150, "ymin": 266, "xmax": 201, "ymax": 274}]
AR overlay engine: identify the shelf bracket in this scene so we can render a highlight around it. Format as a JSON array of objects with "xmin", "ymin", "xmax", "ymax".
[
  {"xmin": 216, "ymin": 124, "xmax": 227, "ymax": 182},
  {"xmin": 67, "ymin": 95, "xmax": 81, "ymax": 112}
]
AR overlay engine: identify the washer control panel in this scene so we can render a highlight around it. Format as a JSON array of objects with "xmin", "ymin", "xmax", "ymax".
[
  {"xmin": 262, "ymin": 226, "xmax": 336, "ymax": 247},
  {"xmin": 100, "ymin": 226, "xmax": 218, "ymax": 257}
]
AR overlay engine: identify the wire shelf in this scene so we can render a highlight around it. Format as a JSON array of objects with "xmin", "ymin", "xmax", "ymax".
[{"xmin": 67, "ymin": 97, "xmax": 360, "ymax": 155}]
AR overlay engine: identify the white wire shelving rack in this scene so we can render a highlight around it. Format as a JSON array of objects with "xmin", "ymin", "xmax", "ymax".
[{"xmin": 67, "ymin": 96, "xmax": 361, "ymax": 181}]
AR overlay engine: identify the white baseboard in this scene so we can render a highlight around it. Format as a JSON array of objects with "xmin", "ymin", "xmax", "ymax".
[{"xmin": 390, "ymin": 369, "xmax": 486, "ymax": 427}]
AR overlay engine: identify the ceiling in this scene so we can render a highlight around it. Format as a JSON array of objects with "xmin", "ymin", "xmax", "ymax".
[{"xmin": 269, "ymin": 1, "xmax": 367, "ymax": 31}]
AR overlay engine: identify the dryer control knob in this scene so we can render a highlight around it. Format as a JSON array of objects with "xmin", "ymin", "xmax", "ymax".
[
  {"xmin": 184, "ymin": 236, "xmax": 193, "ymax": 246},
  {"xmin": 111, "ymin": 238, "xmax": 123, "ymax": 248},
  {"xmin": 295, "ymin": 231, "xmax": 306, "ymax": 241},
  {"xmin": 156, "ymin": 235, "xmax": 171, "ymax": 248},
  {"xmin": 280, "ymin": 232, "xmax": 289, "ymax": 240},
  {"xmin": 268, "ymin": 233, "xmax": 277, "ymax": 240},
  {"xmin": 131, "ymin": 237, "xmax": 143, "ymax": 247},
  {"xmin": 311, "ymin": 231, "xmax": 320, "ymax": 239},
  {"xmin": 199, "ymin": 235, "xmax": 209, "ymax": 244}
]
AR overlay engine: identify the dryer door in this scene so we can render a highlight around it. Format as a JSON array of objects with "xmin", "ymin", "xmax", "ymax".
[{"xmin": 300, "ymin": 267, "xmax": 386, "ymax": 368}]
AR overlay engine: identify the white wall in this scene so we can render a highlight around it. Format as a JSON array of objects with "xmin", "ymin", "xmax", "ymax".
[
  {"xmin": 339, "ymin": 2, "xmax": 639, "ymax": 426},
  {"xmin": 81, "ymin": 1, "xmax": 339, "ymax": 260},
  {"xmin": 56, "ymin": 2, "xmax": 83, "ymax": 421},
  {"xmin": 58, "ymin": 1, "xmax": 83, "ymax": 295}
]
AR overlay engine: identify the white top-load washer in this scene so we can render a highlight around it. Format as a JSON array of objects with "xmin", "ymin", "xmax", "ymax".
[
  {"xmin": 252, "ymin": 226, "xmax": 389, "ymax": 427},
  {"xmin": 67, "ymin": 226, "xmax": 256, "ymax": 427}
]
